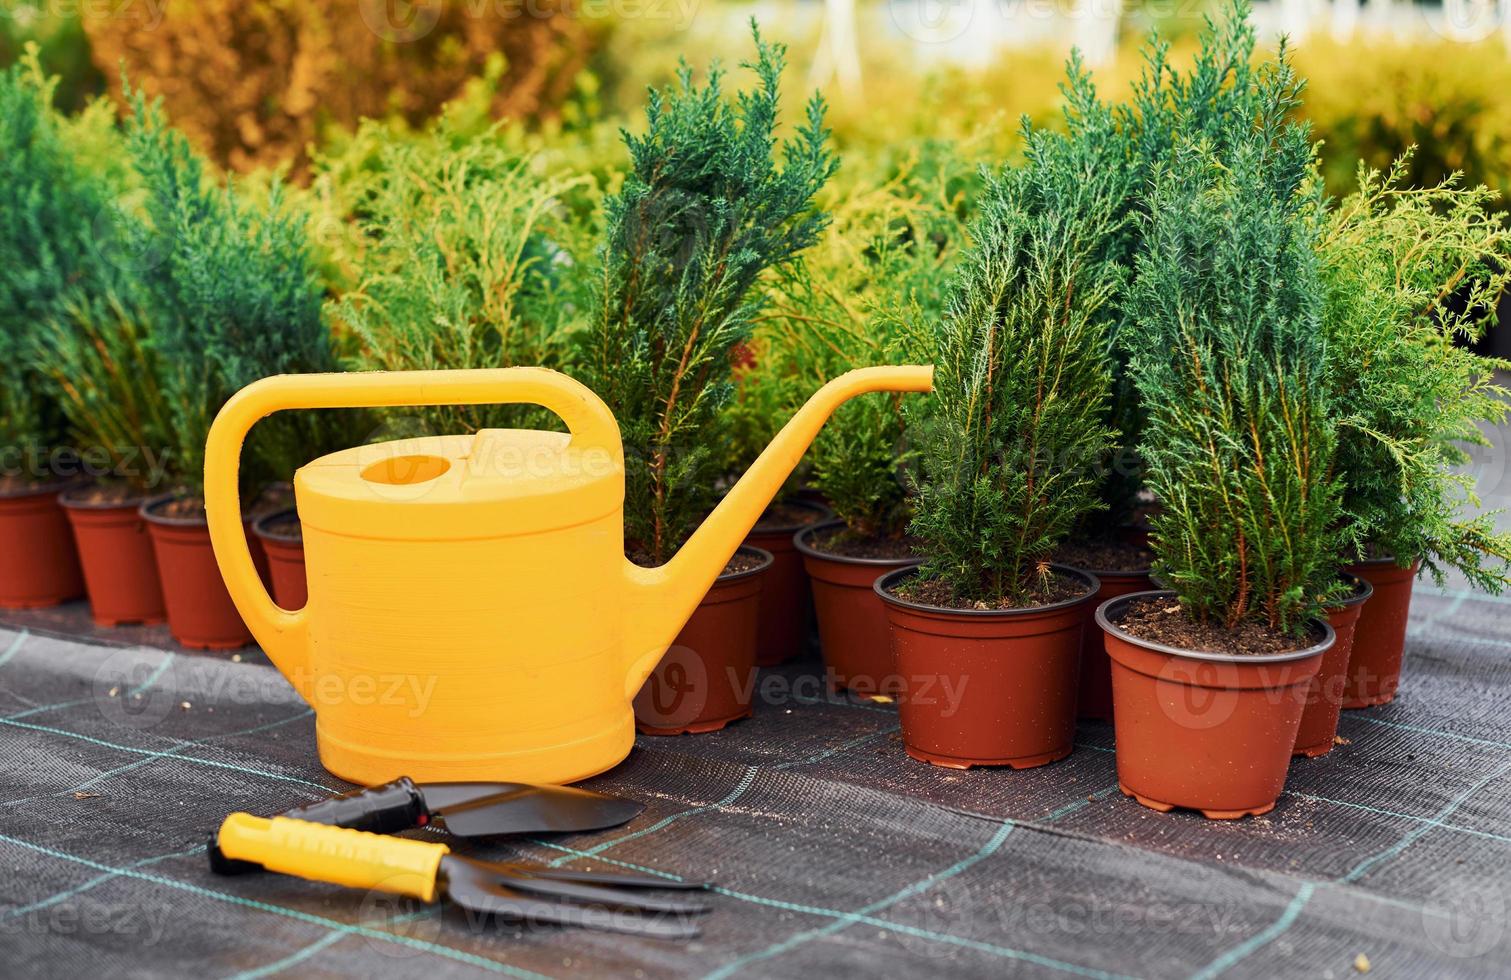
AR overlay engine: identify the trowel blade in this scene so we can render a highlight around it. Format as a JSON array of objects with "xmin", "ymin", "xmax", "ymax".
[{"xmin": 419, "ymin": 782, "xmax": 643, "ymax": 837}]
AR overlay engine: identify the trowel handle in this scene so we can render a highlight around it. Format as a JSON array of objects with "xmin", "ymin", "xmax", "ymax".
[
  {"xmin": 217, "ymin": 813, "xmax": 449, "ymax": 902},
  {"xmin": 204, "ymin": 368, "xmax": 623, "ymax": 694}
]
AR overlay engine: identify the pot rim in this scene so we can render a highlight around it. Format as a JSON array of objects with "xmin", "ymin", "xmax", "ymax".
[
  {"xmin": 58, "ymin": 482, "xmax": 157, "ymax": 511},
  {"xmin": 1330, "ymin": 571, "xmax": 1373, "ymax": 610},
  {"xmin": 873, "ymin": 564, "xmax": 1100, "ymax": 617},
  {"xmin": 0, "ymin": 475, "xmax": 88, "ymax": 501},
  {"xmin": 794, "ymin": 519, "xmax": 922, "ymax": 568},
  {"xmin": 1346, "ymin": 552, "xmax": 1417, "ymax": 570},
  {"xmin": 717, "ymin": 545, "xmax": 774, "ymax": 583},
  {"xmin": 748, "ymin": 498, "xmax": 834, "ymax": 535},
  {"xmin": 139, "ymin": 493, "xmax": 208, "ymax": 527},
  {"xmin": 1095, "ymin": 590, "xmax": 1335, "ymax": 664},
  {"xmin": 252, "ymin": 507, "xmax": 303, "ymax": 542}
]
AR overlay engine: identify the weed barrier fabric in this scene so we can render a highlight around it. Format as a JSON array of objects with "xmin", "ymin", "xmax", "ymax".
[{"xmin": 2, "ymin": 562, "xmax": 1509, "ymax": 974}]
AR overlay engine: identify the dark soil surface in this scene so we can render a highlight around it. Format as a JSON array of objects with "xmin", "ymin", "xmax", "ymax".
[
  {"xmin": 892, "ymin": 570, "xmax": 1089, "ymax": 611},
  {"xmin": 248, "ymin": 482, "xmax": 294, "ymax": 519},
  {"xmin": 630, "ymin": 549, "xmax": 766, "ymax": 576},
  {"xmin": 721, "ymin": 551, "xmax": 767, "ymax": 576},
  {"xmin": 62, "ymin": 483, "xmax": 148, "ymax": 507},
  {"xmin": 0, "ymin": 474, "xmax": 70, "ymax": 496},
  {"xmin": 1054, "ymin": 537, "xmax": 1153, "ymax": 573},
  {"xmin": 808, "ymin": 525, "xmax": 920, "ymax": 561},
  {"xmin": 150, "ymin": 496, "xmax": 208, "ymax": 521},
  {"xmin": 1113, "ymin": 596, "xmax": 1318, "ymax": 656},
  {"xmin": 752, "ymin": 501, "xmax": 826, "ymax": 532},
  {"xmin": 258, "ymin": 512, "xmax": 303, "ymax": 541}
]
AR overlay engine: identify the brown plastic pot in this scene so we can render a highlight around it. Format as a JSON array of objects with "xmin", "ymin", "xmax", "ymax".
[
  {"xmin": 59, "ymin": 486, "xmax": 166, "ymax": 626},
  {"xmin": 141, "ymin": 497, "xmax": 253, "ymax": 650},
  {"xmin": 743, "ymin": 500, "xmax": 830, "ymax": 666},
  {"xmin": 875, "ymin": 565, "xmax": 1098, "ymax": 769},
  {"xmin": 1098, "ymin": 591, "xmax": 1331, "ymax": 819},
  {"xmin": 1061, "ymin": 563, "xmax": 1155, "ymax": 721},
  {"xmin": 796, "ymin": 521, "xmax": 920, "ymax": 695},
  {"xmin": 252, "ymin": 508, "xmax": 307, "ymax": 610},
  {"xmin": 0, "ymin": 478, "xmax": 84, "ymax": 609},
  {"xmin": 634, "ymin": 546, "xmax": 772, "ymax": 735},
  {"xmin": 1294, "ymin": 574, "xmax": 1373, "ymax": 758},
  {"xmin": 1341, "ymin": 557, "xmax": 1419, "ymax": 709}
]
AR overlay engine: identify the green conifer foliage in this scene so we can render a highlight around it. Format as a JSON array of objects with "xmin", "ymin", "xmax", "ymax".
[
  {"xmin": 0, "ymin": 49, "xmax": 104, "ymax": 479},
  {"xmin": 330, "ymin": 117, "xmax": 592, "ymax": 436},
  {"xmin": 1124, "ymin": 58, "xmax": 1339, "ymax": 634},
  {"xmin": 582, "ymin": 27, "xmax": 837, "ymax": 564},
  {"xmin": 907, "ymin": 121, "xmax": 1131, "ymax": 603},
  {"xmin": 123, "ymin": 85, "xmax": 335, "ymax": 495},
  {"xmin": 745, "ymin": 141, "xmax": 974, "ymax": 540},
  {"xmin": 1318, "ymin": 157, "xmax": 1511, "ymax": 590},
  {"xmin": 1067, "ymin": 0, "xmax": 1289, "ymax": 532}
]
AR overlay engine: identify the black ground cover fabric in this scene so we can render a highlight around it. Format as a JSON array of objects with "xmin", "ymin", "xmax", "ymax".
[{"xmin": 2, "ymin": 418, "xmax": 1509, "ymax": 978}]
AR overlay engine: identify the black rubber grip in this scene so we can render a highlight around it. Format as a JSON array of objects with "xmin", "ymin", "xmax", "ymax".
[
  {"xmin": 282, "ymin": 778, "xmax": 426, "ymax": 834},
  {"xmin": 207, "ymin": 778, "xmax": 426, "ymax": 875}
]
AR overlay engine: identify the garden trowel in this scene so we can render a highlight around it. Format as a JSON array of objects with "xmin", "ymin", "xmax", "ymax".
[{"xmin": 209, "ymin": 776, "xmax": 642, "ymax": 874}]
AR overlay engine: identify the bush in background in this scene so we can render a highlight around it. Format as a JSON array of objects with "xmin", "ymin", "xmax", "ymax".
[{"xmin": 81, "ymin": 0, "xmax": 597, "ymax": 173}]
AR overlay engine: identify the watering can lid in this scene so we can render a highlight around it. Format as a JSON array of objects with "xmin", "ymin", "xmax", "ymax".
[{"xmin": 292, "ymin": 429, "xmax": 623, "ymax": 539}]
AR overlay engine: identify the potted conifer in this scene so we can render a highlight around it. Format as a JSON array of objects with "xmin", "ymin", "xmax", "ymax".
[
  {"xmin": 1099, "ymin": 55, "xmax": 1339, "ymax": 818},
  {"xmin": 581, "ymin": 29, "xmax": 836, "ymax": 734},
  {"xmin": 8, "ymin": 62, "xmax": 178, "ymax": 627},
  {"xmin": 874, "ymin": 120, "xmax": 1125, "ymax": 769},
  {"xmin": 772, "ymin": 145, "xmax": 972, "ymax": 693},
  {"xmin": 1053, "ymin": 6, "xmax": 1287, "ymax": 720},
  {"xmin": 0, "ymin": 52, "xmax": 91, "ymax": 608},
  {"xmin": 1316, "ymin": 155, "xmax": 1511, "ymax": 710},
  {"xmin": 120, "ymin": 86, "xmax": 338, "ymax": 649}
]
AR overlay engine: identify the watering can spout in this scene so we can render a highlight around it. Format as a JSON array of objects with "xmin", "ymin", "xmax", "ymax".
[{"xmin": 621, "ymin": 365, "xmax": 933, "ymax": 695}]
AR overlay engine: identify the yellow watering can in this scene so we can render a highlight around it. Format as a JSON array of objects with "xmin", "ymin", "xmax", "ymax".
[{"xmin": 204, "ymin": 366, "xmax": 932, "ymax": 786}]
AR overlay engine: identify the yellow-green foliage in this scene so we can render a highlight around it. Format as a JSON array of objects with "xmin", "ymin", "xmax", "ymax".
[
  {"xmin": 727, "ymin": 136, "xmax": 981, "ymax": 537},
  {"xmin": 1295, "ymin": 38, "xmax": 1511, "ymax": 208}
]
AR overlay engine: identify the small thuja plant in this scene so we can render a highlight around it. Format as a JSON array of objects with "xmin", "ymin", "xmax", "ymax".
[
  {"xmin": 1124, "ymin": 60, "xmax": 1340, "ymax": 634},
  {"xmin": 330, "ymin": 115, "xmax": 592, "ymax": 435},
  {"xmin": 0, "ymin": 49, "xmax": 105, "ymax": 483},
  {"xmin": 1059, "ymin": 0, "xmax": 1289, "ymax": 534},
  {"xmin": 2, "ymin": 56, "xmax": 177, "ymax": 496},
  {"xmin": 580, "ymin": 27, "xmax": 836, "ymax": 564},
  {"xmin": 746, "ymin": 141, "xmax": 973, "ymax": 541},
  {"xmin": 123, "ymin": 84, "xmax": 337, "ymax": 499},
  {"xmin": 1317, "ymin": 154, "xmax": 1511, "ymax": 590},
  {"xmin": 906, "ymin": 120, "xmax": 1131, "ymax": 604}
]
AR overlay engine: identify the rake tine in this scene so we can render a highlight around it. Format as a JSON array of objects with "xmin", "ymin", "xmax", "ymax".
[
  {"xmin": 506, "ymin": 864, "xmax": 711, "ymax": 890},
  {"xmin": 499, "ymin": 873, "xmax": 712, "ymax": 915},
  {"xmin": 463, "ymin": 887, "xmax": 703, "ymax": 939}
]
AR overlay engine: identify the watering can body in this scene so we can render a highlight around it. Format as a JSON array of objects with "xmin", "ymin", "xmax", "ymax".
[{"xmin": 204, "ymin": 366, "xmax": 931, "ymax": 785}]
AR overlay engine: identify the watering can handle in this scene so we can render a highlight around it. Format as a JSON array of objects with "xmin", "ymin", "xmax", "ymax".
[{"xmin": 203, "ymin": 368, "xmax": 622, "ymax": 695}]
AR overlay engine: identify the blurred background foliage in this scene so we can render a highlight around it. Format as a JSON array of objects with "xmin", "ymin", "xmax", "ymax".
[{"xmin": 5, "ymin": 1, "xmax": 1508, "ymax": 203}]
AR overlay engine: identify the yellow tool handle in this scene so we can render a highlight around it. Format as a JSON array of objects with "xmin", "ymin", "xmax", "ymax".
[{"xmin": 216, "ymin": 813, "xmax": 450, "ymax": 902}]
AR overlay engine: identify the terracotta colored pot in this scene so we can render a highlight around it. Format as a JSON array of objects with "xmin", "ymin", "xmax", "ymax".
[
  {"xmin": 1060, "ymin": 563, "xmax": 1155, "ymax": 721},
  {"xmin": 141, "ymin": 498, "xmax": 253, "ymax": 650},
  {"xmin": 59, "ymin": 486, "xmax": 166, "ymax": 626},
  {"xmin": 1294, "ymin": 574, "xmax": 1373, "ymax": 758},
  {"xmin": 0, "ymin": 479, "xmax": 84, "ymax": 609},
  {"xmin": 252, "ymin": 508, "xmax": 307, "ymax": 610},
  {"xmin": 876, "ymin": 565, "xmax": 1098, "ymax": 770},
  {"xmin": 1341, "ymin": 557, "xmax": 1419, "ymax": 709},
  {"xmin": 743, "ymin": 500, "xmax": 830, "ymax": 666},
  {"xmin": 796, "ymin": 521, "xmax": 920, "ymax": 695},
  {"xmin": 1098, "ymin": 591, "xmax": 1331, "ymax": 819},
  {"xmin": 634, "ymin": 547, "xmax": 772, "ymax": 735}
]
